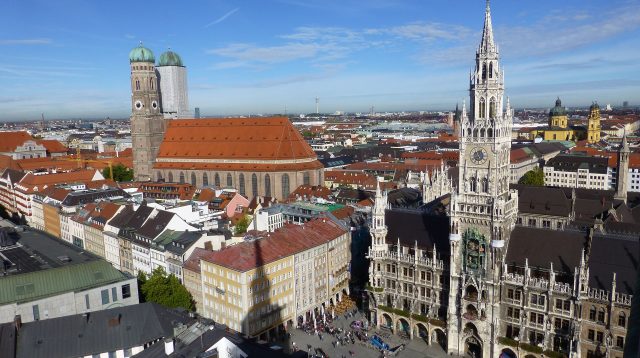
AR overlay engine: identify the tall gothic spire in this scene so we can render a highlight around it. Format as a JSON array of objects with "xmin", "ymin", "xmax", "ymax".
[
  {"xmin": 622, "ymin": 128, "xmax": 630, "ymax": 153},
  {"xmin": 479, "ymin": 0, "xmax": 496, "ymax": 55}
]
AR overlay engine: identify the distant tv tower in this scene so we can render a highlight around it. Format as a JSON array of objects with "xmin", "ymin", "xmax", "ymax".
[{"xmin": 315, "ymin": 97, "xmax": 319, "ymax": 114}]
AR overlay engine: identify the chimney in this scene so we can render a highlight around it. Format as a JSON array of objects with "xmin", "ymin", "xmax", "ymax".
[{"xmin": 164, "ymin": 338, "xmax": 175, "ymax": 355}]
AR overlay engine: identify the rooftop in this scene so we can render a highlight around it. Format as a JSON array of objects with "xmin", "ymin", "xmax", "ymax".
[{"xmin": 202, "ymin": 218, "xmax": 347, "ymax": 272}]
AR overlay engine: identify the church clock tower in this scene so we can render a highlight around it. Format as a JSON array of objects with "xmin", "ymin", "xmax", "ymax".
[
  {"xmin": 446, "ymin": 2, "xmax": 519, "ymax": 357},
  {"xmin": 129, "ymin": 43, "xmax": 166, "ymax": 181}
]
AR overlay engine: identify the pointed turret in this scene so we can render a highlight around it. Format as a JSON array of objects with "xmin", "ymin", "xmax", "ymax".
[
  {"xmin": 479, "ymin": 0, "xmax": 496, "ymax": 55},
  {"xmin": 616, "ymin": 129, "xmax": 630, "ymax": 203}
]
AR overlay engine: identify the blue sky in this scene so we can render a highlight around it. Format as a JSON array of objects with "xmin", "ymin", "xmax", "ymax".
[{"xmin": 0, "ymin": 0, "xmax": 639, "ymax": 120}]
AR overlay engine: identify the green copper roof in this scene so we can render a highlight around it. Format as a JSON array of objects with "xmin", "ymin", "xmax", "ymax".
[
  {"xmin": 549, "ymin": 97, "xmax": 567, "ymax": 117},
  {"xmin": 0, "ymin": 260, "xmax": 129, "ymax": 305},
  {"xmin": 129, "ymin": 43, "xmax": 155, "ymax": 63},
  {"xmin": 158, "ymin": 50, "xmax": 184, "ymax": 67}
]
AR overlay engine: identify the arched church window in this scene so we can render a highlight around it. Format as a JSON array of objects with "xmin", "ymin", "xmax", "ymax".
[
  {"xmin": 470, "ymin": 177, "xmax": 477, "ymax": 192},
  {"xmin": 265, "ymin": 174, "xmax": 272, "ymax": 197},
  {"xmin": 135, "ymin": 79, "xmax": 140, "ymax": 91},
  {"xmin": 482, "ymin": 63, "xmax": 487, "ymax": 80},
  {"xmin": 480, "ymin": 128, "xmax": 485, "ymax": 138},
  {"xmin": 482, "ymin": 178, "xmax": 489, "ymax": 193},
  {"xmin": 150, "ymin": 78, "xmax": 153, "ymax": 90},
  {"xmin": 191, "ymin": 172, "xmax": 196, "ymax": 186},
  {"xmin": 179, "ymin": 172, "xmax": 185, "ymax": 184},
  {"xmin": 157, "ymin": 172, "xmax": 163, "ymax": 182},
  {"xmin": 252, "ymin": 174, "xmax": 258, "ymax": 197},
  {"xmin": 226, "ymin": 173, "xmax": 232, "ymax": 187},
  {"xmin": 239, "ymin": 173, "xmax": 246, "ymax": 196},
  {"xmin": 168, "ymin": 172, "xmax": 174, "ymax": 182},
  {"xmin": 203, "ymin": 173, "xmax": 208, "ymax": 187},
  {"xmin": 487, "ymin": 128, "xmax": 493, "ymax": 138},
  {"xmin": 489, "ymin": 62, "xmax": 493, "ymax": 79},
  {"xmin": 214, "ymin": 173, "xmax": 220, "ymax": 187},
  {"xmin": 282, "ymin": 174, "xmax": 290, "ymax": 198},
  {"xmin": 473, "ymin": 129, "xmax": 479, "ymax": 138},
  {"xmin": 479, "ymin": 98, "xmax": 486, "ymax": 119},
  {"xmin": 303, "ymin": 172, "xmax": 310, "ymax": 186},
  {"xmin": 489, "ymin": 97, "xmax": 496, "ymax": 118},
  {"xmin": 467, "ymin": 128, "xmax": 472, "ymax": 137}
]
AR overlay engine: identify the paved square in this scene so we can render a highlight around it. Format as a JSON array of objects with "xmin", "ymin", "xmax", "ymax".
[{"xmin": 281, "ymin": 311, "xmax": 455, "ymax": 358}]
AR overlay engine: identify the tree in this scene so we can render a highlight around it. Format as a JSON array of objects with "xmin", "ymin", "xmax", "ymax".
[
  {"xmin": 138, "ymin": 267, "xmax": 195, "ymax": 311},
  {"xmin": 518, "ymin": 168, "xmax": 544, "ymax": 186},
  {"xmin": 103, "ymin": 163, "xmax": 134, "ymax": 182},
  {"xmin": 136, "ymin": 271, "xmax": 147, "ymax": 302},
  {"xmin": 234, "ymin": 214, "xmax": 250, "ymax": 235}
]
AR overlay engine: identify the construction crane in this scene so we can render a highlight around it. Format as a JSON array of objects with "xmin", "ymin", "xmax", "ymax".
[{"xmin": 64, "ymin": 138, "xmax": 115, "ymax": 179}]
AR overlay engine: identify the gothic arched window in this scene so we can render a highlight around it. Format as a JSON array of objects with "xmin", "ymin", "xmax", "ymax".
[
  {"xmin": 226, "ymin": 173, "xmax": 232, "ymax": 187},
  {"xmin": 203, "ymin": 173, "xmax": 208, "ymax": 187},
  {"xmin": 619, "ymin": 312, "xmax": 627, "ymax": 327},
  {"xmin": 157, "ymin": 172, "xmax": 163, "ymax": 182},
  {"xmin": 265, "ymin": 174, "xmax": 272, "ymax": 197},
  {"xmin": 252, "ymin": 174, "xmax": 258, "ymax": 197},
  {"xmin": 179, "ymin": 172, "xmax": 185, "ymax": 184},
  {"xmin": 489, "ymin": 97, "xmax": 496, "ymax": 119},
  {"xmin": 135, "ymin": 79, "xmax": 140, "ymax": 91},
  {"xmin": 191, "ymin": 172, "xmax": 196, "ymax": 186},
  {"xmin": 150, "ymin": 78, "xmax": 154, "ymax": 90},
  {"xmin": 282, "ymin": 174, "xmax": 290, "ymax": 198},
  {"xmin": 482, "ymin": 178, "xmax": 489, "ymax": 193},
  {"xmin": 482, "ymin": 63, "xmax": 487, "ymax": 80},
  {"xmin": 239, "ymin": 173, "xmax": 246, "ymax": 196},
  {"xmin": 214, "ymin": 173, "xmax": 220, "ymax": 187},
  {"xmin": 470, "ymin": 177, "xmax": 477, "ymax": 192},
  {"xmin": 489, "ymin": 62, "xmax": 493, "ymax": 79},
  {"xmin": 479, "ymin": 98, "xmax": 486, "ymax": 119},
  {"xmin": 303, "ymin": 172, "xmax": 310, "ymax": 186},
  {"xmin": 480, "ymin": 128, "xmax": 485, "ymax": 138},
  {"xmin": 487, "ymin": 128, "xmax": 493, "ymax": 138},
  {"xmin": 168, "ymin": 172, "xmax": 174, "ymax": 182},
  {"xmin": 467, "ymin": 128, "xmax": 472, "ymax": 137}
]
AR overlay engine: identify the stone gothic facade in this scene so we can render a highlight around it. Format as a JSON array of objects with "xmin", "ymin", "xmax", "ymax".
[{"xmin": 366, "ymin": 3, "xmax": 635, "ymax": 358}]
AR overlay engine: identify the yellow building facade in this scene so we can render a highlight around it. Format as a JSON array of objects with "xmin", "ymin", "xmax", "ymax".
[
  {"xmin": 200, "ymin": 255, "xmax": 295, "ymax": 338},
  {"xmin": 529, "ymin": 98, "xmax": 602, "ymax": 144}
]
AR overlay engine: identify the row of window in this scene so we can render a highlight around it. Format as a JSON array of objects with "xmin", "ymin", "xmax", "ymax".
[{"xmin": 161, "ymin": 171, "xmax": 313, "ymax": 197}]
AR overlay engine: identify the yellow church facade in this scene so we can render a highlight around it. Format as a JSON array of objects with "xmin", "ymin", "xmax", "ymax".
[{"xmin": 529, "ymin": 98, "xmax": 601, "ymax": 143}]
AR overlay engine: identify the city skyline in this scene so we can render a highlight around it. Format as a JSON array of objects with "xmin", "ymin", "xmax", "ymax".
[{"xmin": 0, "ymin": 0, "xmax": 639, "ymax": 121}]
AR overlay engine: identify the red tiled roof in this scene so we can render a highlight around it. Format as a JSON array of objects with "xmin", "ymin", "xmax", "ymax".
[
  {"xmin": 155, "ymin": 117, "xmax": 322, "ymax": 171},
  {"xmin": 0, "ymin": 131, "xmax": 34, "ymax": 152},
  {"xmin": 202, "ymin": 218, "xmax": 347, "ymax": 272},
  {"xmin": 510, "ymin": 148, "xmax": 535, "ymax": 163},
  {"xmin": 288, "ymin": 185, "xmax": 332, "ymax": 201},
  {"xmin": 19, "ymin": 169, "xmax": 100, "ymax": 187},
  {"xmin": 184, "ymin": 247, "xmax": 212, "ymax": 272},
  {"xmin": 36, "ymin": 139, "xmax": 68, "ymax": 153},
  {"xmin": 331, "ymin": 206, "xmax": 354, "ymax": 220}
]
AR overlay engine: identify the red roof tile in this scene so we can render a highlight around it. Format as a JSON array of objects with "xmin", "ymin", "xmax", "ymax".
[
  {"xmin": 202, "ymin": 218, "xmax": 347, "ymax": 272},
  {"xmin": 155, "ymin": 117, "xmax": 322, "ymax": 171},
  {"xmin": 0, "ymin": 131, "xmax": 34, "ymax": 152}
]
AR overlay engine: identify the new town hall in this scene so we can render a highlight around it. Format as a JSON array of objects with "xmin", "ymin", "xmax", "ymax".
[{"xmin": 367, "ymin": 3, "xmax": 637, "ymax": 358}]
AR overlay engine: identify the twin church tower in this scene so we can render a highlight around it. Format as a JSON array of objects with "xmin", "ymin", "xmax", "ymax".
[{"xmin": 128, "ymin": 45, "xmax": 190, "ymax": 181}]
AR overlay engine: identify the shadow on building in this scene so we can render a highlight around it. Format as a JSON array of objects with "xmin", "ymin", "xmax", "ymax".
[{"xmin": 241, "ymin": 238, "xmax": 291, "ymax": 353}]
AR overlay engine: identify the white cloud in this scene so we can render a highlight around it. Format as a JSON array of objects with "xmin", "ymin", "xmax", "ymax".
[
  {"xmin": 0, "ymin": 39, "xmax": 52, "ymax": 45},
  {"xmin": 204, "ymin": 8, "xmax": 240, "ymax": 28}
]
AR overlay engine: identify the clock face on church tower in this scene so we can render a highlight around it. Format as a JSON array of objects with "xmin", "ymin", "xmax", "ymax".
[{"xmin": 470, "ymin": 147, "xmax": 488, "ymax": 165}]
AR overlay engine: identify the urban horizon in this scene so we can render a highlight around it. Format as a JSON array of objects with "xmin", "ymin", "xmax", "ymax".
[{"xmin": 0, "ymin": 0, "xmax": 638, "ymax": 121}]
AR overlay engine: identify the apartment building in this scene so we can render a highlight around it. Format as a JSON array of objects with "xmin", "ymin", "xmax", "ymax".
[
  {"xmin": 544, "ymin": 155, "xmax": 611, "ymax": 190},
  {"xmin": 198, "ymin": 217, "xmax": 350, "ymax": 340}
]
